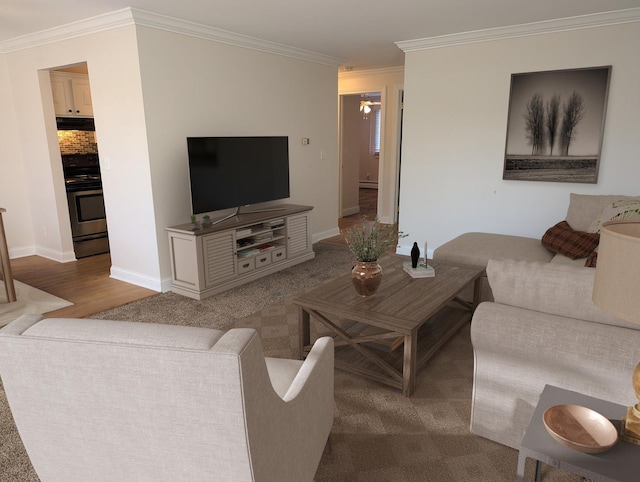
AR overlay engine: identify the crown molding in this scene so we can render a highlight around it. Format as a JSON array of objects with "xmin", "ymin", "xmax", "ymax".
[
  {"xmin": 0, "ymin": 8, "xmax": 134, "ymax": 54},
  {"xmin": 0, "ymin": 7, "xmax": 346, "ymax": 66},
  {"xmin": 130, "ymin": 9, "xmax": 345, "ymax": 66},
  {"xmin": 339, "ymin": 66, "xmax": 404, "ymax": 79},
  {"xmin": 396, "ymin": 7, "xmax": 640, "ymax": 52}
]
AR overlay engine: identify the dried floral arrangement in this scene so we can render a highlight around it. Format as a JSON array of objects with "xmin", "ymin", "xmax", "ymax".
[{"xmin": 343, "ymin": 216, "xmax": 407, "ymax": 262}]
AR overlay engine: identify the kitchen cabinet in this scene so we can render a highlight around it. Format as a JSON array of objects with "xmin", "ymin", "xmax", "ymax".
[
  {"xmin": 167, "ymin": 205, "xmax": 314, "ymax": 300},
  {"xmin": 51, "ymin": 72, "xmax": 93, "ymax": 117}
]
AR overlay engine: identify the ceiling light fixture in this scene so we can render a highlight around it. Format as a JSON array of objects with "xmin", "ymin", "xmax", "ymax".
[{"xmin": 359, "ymin": 98, "xmax": 380, "ymax": 119}]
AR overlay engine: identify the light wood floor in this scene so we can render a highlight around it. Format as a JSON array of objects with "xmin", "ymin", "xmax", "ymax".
[
  {"xmin": 8, "ymin": 253, "xmax": 157, "ymax": 319},
  {"xmin": 321, "ymin": 188, "xmax": 379, "ymax": 247},
  {"xmin": 4, "ymin": 189, "xmax": 381, "ymax": 318}
]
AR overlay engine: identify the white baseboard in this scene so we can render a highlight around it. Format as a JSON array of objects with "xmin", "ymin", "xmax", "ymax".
[
  {"xmin": 341, "ymin": 205, "xmax": 360, "ymax": 217},
  {"xmin": 9, "ymin": 244, "xmax": 73, "ymax": 263},
  {"xmin": 313, "ymin": 227, "xmax": 340, "ymax": 244},
  {"xmin": 8, "ymin": 245, "xmax": 36, "ymax": 259},
  {"xmin": 110, "ymin": 265, "xmax": 162, "ymax": 292},
  {"xmin": 160, "ymin": 277, "xmax": 173, "ymax": 293},
  {"xmin": 34, "ymin": 246, "xmax": 77, "ymax": 263}
]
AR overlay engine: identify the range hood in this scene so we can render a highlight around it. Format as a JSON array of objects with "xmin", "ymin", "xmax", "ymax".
[{"xmin": 56, "ymin": 117, "xmax": 95, "ymax": 131}]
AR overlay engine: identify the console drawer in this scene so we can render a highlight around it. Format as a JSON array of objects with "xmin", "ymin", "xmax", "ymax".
[
  {"xmin": 271, "ymin": 247, "xmax": 286, "ymax": 263},
  {"xmin": 255, "ymin": 253, "xmax": 271, "ymax": 268},
  {"xmin": 237, "ymin": 257, "xmax": 255, "ymax": 274}
]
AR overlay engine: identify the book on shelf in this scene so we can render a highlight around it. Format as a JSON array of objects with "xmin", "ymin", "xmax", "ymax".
[
  {"xmin": 258, "ymin": 244, "xmax": 275, "ymax": 252},
  {"xmin": 238, "ymin": 248, "xmax": 260, "ymax": 258},
  {"xmin": 236, "ymin": 228, "xmax": 252, "ymax": 238},
  {"xmin": 403, "ymin": 262, "xmax": 435, "ymax": 278},
  {"xmin": 252, "ymin": 232, "xmax": 273, "ymax": 241},
  {"xmin": 263, "ymin": 219, "xmax": 284, "ymax": 228}
]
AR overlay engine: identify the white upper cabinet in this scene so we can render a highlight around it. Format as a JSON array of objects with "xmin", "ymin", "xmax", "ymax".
[{"xmin": 51, "ymin": 72, "xmax": 93, "ymax": 117}]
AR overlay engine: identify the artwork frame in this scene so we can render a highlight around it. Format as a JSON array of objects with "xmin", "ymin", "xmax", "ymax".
[{"xmin": 503, "ymin": 66, "xmax": 611, "ymax": 184}]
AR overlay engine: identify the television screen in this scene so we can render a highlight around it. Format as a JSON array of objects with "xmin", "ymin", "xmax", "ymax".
[{"xmin": 187, "ymin": 136, "xmax": 290, "ymax": 214}]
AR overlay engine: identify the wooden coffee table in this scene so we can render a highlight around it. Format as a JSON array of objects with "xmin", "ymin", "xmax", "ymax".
[{"xmin": 293, "ymin": 255, "xmax": 483, "ymax": 396}]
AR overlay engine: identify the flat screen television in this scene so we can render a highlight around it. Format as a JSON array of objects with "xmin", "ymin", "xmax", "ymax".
[{"xmin": 187, "ymin": 136, "xmax": 290, "ymax": 215}]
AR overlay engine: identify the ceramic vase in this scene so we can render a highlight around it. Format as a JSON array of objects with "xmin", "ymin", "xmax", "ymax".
[{"xmin": 351, "ymin": 261, "xmax": 382, "ymax": 296}]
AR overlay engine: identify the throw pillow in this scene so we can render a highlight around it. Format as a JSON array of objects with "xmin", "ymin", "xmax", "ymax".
[
  {"xmin": 564, "ymin": 194, "xmax": 630, "ymax": 232},
  {"xmin": 541, "ymin": 221, "xmax": 600, "ymax": 260},
  {"xmin": 589, "ymin": 198, "xmax": 640, "ymax": 233},
  {"xmin": 585, "ymin": 247, "xmax": 598, "ymax": 268}
]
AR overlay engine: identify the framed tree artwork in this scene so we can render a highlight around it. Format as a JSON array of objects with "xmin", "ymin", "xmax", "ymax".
[{"xmin": 503, "ymin": 66, "xmax": 611, "ymax": 183}]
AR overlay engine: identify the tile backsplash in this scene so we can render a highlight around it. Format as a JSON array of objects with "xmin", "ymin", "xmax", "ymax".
[{"xmin": 57, "ymin": 130, "xmax": 98, "ymax": 154}]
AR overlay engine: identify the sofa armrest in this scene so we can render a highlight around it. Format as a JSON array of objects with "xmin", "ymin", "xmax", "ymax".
[
  {"xmin": 251, "ymin": 336, "xmax": 334, "ymax": 481},
  {"xmin": 470, "ymin": 301, "xmax": 640, "ymax": 449},
  {"xmin": 283, "ymin": 336, "xmax": 334, "ymax": 403}
]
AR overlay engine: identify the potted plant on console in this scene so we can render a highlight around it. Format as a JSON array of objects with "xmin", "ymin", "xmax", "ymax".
[{"xmin": 344, "ymin": 217, "xmax": 406, "ymax": 296}]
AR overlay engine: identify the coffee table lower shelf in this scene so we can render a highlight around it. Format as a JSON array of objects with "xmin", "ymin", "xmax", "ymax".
[{"xmin": 308, "ymin": 303, "xmax": 471, "ymax": 392}]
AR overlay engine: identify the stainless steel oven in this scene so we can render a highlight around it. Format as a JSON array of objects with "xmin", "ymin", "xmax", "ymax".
[
  {"xmin": 62, "ymin": 154, "xmax": 109, "ymax": 258},
  {"xmin": 66, "ymin": 189, "xmax": 109, "ymax": 257}
]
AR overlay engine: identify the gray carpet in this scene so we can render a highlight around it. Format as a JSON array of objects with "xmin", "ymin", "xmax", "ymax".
[
  {"xmin": 88, "ymin": 243, "xmax": 355, "ymax": 328},
  {"xmin": 0, "ymin": 243, "xmax": 582, "ymax": 481}
]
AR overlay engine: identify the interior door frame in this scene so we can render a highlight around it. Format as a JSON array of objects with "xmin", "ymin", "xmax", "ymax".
[{"xmin": 338, "ymin": 88, "xmax": 386, "ymax": 220}]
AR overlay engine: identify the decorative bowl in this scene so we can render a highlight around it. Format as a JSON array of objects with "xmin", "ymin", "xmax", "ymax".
[{"xmin": 542, "ymin": 404, "xmax": 618, "ymax": 454}]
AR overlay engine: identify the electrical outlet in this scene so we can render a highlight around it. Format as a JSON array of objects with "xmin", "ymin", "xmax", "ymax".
[
  {"xmin": 301, "ymin": 138, "xmax": 310, "ymax": 145},
  {"xmin": 42, "ymin": 227, "xmax": 47, "ymax": 238}
]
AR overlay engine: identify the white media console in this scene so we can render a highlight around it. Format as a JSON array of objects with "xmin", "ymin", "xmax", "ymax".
[{"xmin": 166, "ymin": 204, "xmax": 314, "ymax": 300}]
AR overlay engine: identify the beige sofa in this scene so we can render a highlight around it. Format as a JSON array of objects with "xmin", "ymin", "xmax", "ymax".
[
  {"xmin": 433, "ymin": 194, "xmax": 640, "ymax": 449},
  {"xmin": 0, "ymin": 314, "xmax": 334, "ymax": 481},
  {"xmin": 434, "ymin": 194, "xmax": 640, "ymax": 302}
]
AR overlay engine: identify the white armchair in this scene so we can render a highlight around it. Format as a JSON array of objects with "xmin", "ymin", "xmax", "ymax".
[{"xmin": 0, "ymin": 314, "xmax": 334, "ymax": 482}]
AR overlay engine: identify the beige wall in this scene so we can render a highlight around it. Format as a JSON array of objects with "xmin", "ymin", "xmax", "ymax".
[
  {"xmin": 0, "ymin": 22, "xmax": 340, "ymax": 291},
  {"xmin": 135, "ymin": 26, "xmax": 340, "ymax": 285},
  {"xmin": 399, "ymin": 21, "xmax": 640, "ymax": 256},
  {"xmin": 1, "ymin": 26, "xmax": 150, "ymax": 271},
  {"xmin": 340, "ymin": 95, "xmax": 361, "ymax": 217},
  {"xmin": 0, "ymin": 56, "xmax": 33, "ymax": 257}
]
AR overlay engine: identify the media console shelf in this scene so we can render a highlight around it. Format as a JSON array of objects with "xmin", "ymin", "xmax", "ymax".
[{"xmin": 167, "ymin": 204, "xmax": 314, "ymax": 300}]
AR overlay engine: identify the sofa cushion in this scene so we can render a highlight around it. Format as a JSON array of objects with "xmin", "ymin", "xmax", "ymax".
[
  {"xmin": 548, "ymin": 253, "xmax": 590, "ymax": 267},
  {"xmin": 565, "ymin": 194, "xmax": 634, "ymax": 232},
  {"xmin": 541, "ymin": 221, "xmax": 599, "ymax": 260},
  {"xmin": 433, "ymin": 232, "xmax": 554, "ymax": 269},
  {"xmin": 486, "ymin": 259, "xmax": 636, "ymax": 330},
  {"xmin": 589, "ymin": 198, "xmax": 640, "ymax": 233}
]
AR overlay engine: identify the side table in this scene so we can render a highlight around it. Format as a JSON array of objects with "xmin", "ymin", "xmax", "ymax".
[{"xmin": 517, "ymin": 385, "xmax": 638, "ymax": 481}]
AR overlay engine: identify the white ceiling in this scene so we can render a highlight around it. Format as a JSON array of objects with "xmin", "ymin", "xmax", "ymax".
[{"xmin": 2, "ymin": 0, "xmax": 640, "ymax": 69}]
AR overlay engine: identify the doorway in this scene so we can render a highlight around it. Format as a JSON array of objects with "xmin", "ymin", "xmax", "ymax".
[
  {"xmin": 339, "ymin": 92, "xmax": 381, "ymax": 220},
  {"xmin": 51, "ymin": 63, "xmax": 109, "ymax": 259}
]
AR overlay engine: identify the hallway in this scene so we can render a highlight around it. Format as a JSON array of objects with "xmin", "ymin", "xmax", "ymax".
[{"xmin": 321, "ymin": 188, "xmax": 381, "ymax": 247}]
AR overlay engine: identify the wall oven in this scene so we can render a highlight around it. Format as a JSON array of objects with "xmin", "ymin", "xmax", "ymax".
[{"xmin": 62, "ymin": 154, "xmax": 109, "ymax": 258}]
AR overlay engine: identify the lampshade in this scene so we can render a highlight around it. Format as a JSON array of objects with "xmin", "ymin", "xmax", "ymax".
[{"xmin": 592, "ymin": 220, "xmax": 640, "ymax": 324}]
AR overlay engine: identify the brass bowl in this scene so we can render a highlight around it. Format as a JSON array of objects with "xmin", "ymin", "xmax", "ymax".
[{"xmin": 543, "ymin": 404, "xmax": 618, "ymax": 454}]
